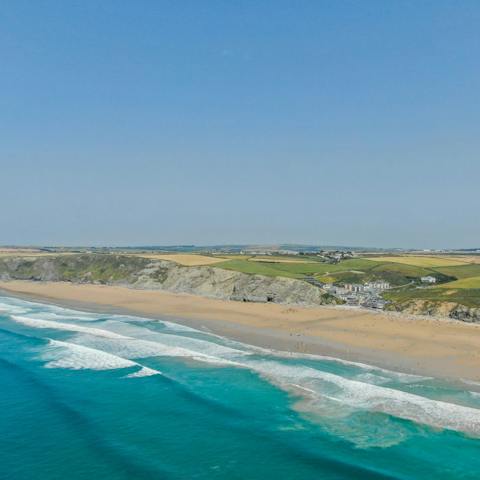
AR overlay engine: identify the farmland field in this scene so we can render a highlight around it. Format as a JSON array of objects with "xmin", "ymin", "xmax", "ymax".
[
  {"xmin": 0, "ymin": 250, "xmax": 74, "ymax": 258},
  {"xmin": 438, "ymin": 276, "xmax": 480, "ymax": 289},
  {"xmin": 247, "ymin": 256, "xmax": 318, "ymax": 264},
  {"xmin": 433, "ymin": 264, "xmax": 480, "ymax": 279},
  {"xmin": 443, "ymin": 255, "xmax": 480, "ymax": 264},
  {"xmin": 129, "ymin": 253, "xmax": 229, "ymax": 266},
  {"xmin": 367, "ymin": 255, "xmax": 468, "ymax": 268}
]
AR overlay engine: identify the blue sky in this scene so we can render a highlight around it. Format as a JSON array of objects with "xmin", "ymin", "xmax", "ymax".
[{"xmin": 1, "ymin": 1, "xmax": 479, "ymax": 248}]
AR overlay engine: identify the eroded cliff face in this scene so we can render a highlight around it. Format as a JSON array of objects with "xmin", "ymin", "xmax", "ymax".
[
  {"xmin": 386, "ymin": 299, "xmax": 480, "ymax": 323},
  {"xmin": 0, "ymin": 254, "xmax": 339, "ymax": 307}
]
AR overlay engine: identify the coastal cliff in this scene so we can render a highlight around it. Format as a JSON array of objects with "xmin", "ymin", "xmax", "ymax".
[{"xmin": 0, "ymin": 254, "xmax": 338, "ymax": 307}]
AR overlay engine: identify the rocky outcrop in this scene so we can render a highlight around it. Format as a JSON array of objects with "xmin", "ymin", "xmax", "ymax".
[
  {"xmin": 0, "ymin": 254, "xmax": 339, "ymax": 307},
  {"xmin": 449, "ymin": 305, "xmax": 480, "ymax": 323},
  {"xmin": 386, "ymin": 299, "xmax": 480, "ymax": 323}
]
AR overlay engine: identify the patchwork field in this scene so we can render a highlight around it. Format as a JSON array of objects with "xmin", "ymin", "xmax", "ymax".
[
  {"xmin": 214, "ymin": 257, "xmax": 378, "ymax": 280},
  {"xmin": 214, "ymin": 256, "xmax": 451, "ymax": 285}
]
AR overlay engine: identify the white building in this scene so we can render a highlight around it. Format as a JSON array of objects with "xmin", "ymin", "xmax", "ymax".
[
  {"xmin": 331, "ymin": 286, "xmax": 348, "ymax": 295},
  {"xmin": 345, "ymin": 284, "xmax": 365, "ymax": 293},
  {"xmin": 421, "ymin": 276, "xmax": 437, "ymax": 284}
]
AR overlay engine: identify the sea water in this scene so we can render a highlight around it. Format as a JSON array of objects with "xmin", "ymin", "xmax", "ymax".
[{"xmin": 1, "ymin": 295, "xmax": 479, "ymax": 479}]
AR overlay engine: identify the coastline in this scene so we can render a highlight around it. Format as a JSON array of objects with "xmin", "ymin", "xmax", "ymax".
[{"xmin": 1, "ymin": 280, "xmax": 480, "ymax": 383}]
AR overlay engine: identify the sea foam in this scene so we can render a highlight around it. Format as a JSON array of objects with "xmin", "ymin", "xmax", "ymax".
[
  {"xmin": 11, "ymin": 315, "xmax": 128, "ymax": 339},
  {"xmin": 42, "ymin": 339, "xmax": 162, "ymax": 378},
  {"xmin": 42, "ymin": 339, "xmax": 137, "ymax": 370},
  {"xmin": 245, "ymin": 360, "xmax": 480, "ymax": 436}
]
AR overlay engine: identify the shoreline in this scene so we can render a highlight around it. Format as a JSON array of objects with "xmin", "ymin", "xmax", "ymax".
[{"xmin": 1, "ymin": 280, "xmax": 480, "ymax": 383}]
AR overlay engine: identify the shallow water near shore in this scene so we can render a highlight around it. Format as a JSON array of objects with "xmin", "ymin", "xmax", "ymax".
[{"xmin": 1, "ymin": 295, "xmax": 480, "ymax": 479}]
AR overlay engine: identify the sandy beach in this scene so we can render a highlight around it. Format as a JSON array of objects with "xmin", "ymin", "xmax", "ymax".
[{"xmin": 1, "ymin": 280, "xmax": 480, "ymax": 382}]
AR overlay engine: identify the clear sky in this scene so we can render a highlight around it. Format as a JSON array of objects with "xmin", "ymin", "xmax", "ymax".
[{"xmin": 1, "ymin": 1, "xmax": 479, "ymax": 248}]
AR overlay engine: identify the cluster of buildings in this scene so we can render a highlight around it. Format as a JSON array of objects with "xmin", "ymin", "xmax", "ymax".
[
  {"xmin": 238, "ymin": 249, "xmax": 355, "ymax": 261},
  {"xmin": 323, "ymin": 280, "xmax": 391, "ymax": 309},
  {"xmin": 239, "ymin": 249, "xmax": 300, "ymax": 256},
  {"xmin": 307, "ymin": 250, "xmax": 355, "ymax": 263}
]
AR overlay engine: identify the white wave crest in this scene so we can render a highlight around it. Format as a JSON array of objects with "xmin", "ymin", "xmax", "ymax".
[
  {"xmin": 0, "ymin": 301, "xmax": 29, "ymax": 315},
  {"xmin": 271, "ymin": 350, "xmax": 430, "ymax": 384},
  {"xmin": 125, "ymin": 366, "xmax": 161, "ymax": 378},
  {"xmin": 11, "ymin": 315, "xmax": 128, "ymax": 339},
  {"xmin": 42, "ymin": 339, "xmax": 137, "ymax": 370},
  {"xmin": 246, "ymin": 360, "xmax": 480, "ymax": 435},
  {"xmin": 73, "ymin": 335, "xmax": 244, "ymax": 368},
  {"xmin": 25, "ymin": 311, "xmax": 103, "ymax": 322},
  {"xmin": 42, "ymin": 340, "xmax": 163, "ymax": 379}
]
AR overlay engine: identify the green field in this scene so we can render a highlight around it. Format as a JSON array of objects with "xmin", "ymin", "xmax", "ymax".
[
  {"xmin": 215, "ymin": 258, "xmax": 379, "ymax": 279},
  {"xmin": 215, "ymin": 256, "xmax": 444, "ymax": 286}
]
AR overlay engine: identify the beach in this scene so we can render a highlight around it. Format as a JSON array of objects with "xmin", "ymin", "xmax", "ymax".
[{"xmin": 1, "ymin": 280, "xmax": 479, "ymax": 382}]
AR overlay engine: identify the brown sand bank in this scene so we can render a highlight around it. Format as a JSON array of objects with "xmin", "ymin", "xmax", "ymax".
[{"xmin": 1, "ymin": 280, "xmax": 480, "ymax": 382}]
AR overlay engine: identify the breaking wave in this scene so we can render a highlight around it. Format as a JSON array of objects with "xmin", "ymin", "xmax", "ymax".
[
  {"xmin": 41, "ymin": 339, "xmax": 163, "ymax": 378},
  {"xmin": 11, "ymin": 315, "xmax": 128, "ymax": 339},
  {"xmin": 243, "ymin": 360, "xmax": 480, "ymax": 436}
]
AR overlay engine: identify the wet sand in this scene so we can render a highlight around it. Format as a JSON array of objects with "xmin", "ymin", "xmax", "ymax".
[{"xmin": 1, "ymin": 280, "xmax": 480, "ymax": 382}]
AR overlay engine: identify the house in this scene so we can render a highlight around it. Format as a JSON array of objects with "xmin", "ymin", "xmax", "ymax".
[
  {"xmin": 421, "ymin": 275, "xmax": 437, "ymax": 284},
  {"xmin": 365, "ymin": 281, "xmax": 390, "ymax": 291},
  {"xmin": 345, "ymin": 284, "xmax": 365, "ymax": 293},
  {"xmin": 331, "ymin": 286, "xmax": 348, "ymax": 295}
]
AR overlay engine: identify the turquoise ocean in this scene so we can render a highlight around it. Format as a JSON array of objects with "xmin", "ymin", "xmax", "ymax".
[{"xmin": 1, "ymin": 294, "xmax": 480, "ymax": 479}]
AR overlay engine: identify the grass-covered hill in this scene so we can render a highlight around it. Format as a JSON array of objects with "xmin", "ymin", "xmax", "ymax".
[{"xmin": 214, "ymin": 255, "xmax": 473, "ymax": 286}]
